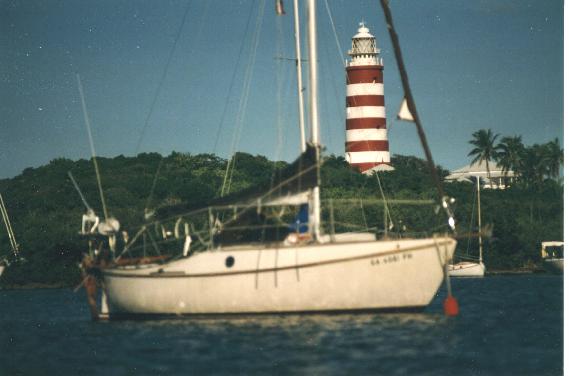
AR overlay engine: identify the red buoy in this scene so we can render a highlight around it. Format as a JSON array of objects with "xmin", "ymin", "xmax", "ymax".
[{"xmin": 444, "ymin": 295, "xmax": 459, "ymax": 316}]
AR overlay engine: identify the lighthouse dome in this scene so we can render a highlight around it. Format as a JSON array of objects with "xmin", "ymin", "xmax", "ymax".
[{"xmin": 353, "ymin": 22, "xmax": 374, "ymax": 39}]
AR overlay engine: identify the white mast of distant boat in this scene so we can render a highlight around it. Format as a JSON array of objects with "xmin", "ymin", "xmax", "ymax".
[
  {"xmin": 0, "ymin": 193, "xmax": 19, "ymax": 259},
  {"xmin": 476, "ymin": 176, "xmax": 483, "ymax": 265},
  {"xmin": 0, "ymin": 193, "xmax": 20, "ymax": 276}
]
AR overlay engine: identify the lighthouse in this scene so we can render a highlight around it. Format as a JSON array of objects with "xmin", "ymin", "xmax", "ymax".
[{"xmin": 345, "ymin": 22, "xmax": 393, "ymax": 173}]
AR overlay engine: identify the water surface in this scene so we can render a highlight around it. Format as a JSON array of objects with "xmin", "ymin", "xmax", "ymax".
[{"xmin": 1, "ymin": 275, "xmax": 562, "ymax": 375}]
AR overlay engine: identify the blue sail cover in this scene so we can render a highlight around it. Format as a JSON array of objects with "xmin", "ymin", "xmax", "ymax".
[{"xmin": 289, "ymin": 204, "xmax": 309, "ymax": 233}]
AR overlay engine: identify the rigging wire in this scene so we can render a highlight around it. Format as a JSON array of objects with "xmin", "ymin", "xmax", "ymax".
[
  {"xmin": 274, "ymin": 14, "xmax": 286, "ymax": 162},
  {"xmin": 221, "ymin": 0, "xmax": 267, "ymax": 197},
  {"xmin": 320, "ymin": 10, "xmax": 398, "ymax": 236},
  {"xmin": 76, "ymin": 73, "xmax": 109, "ymax": 220},
  {"xmin": 145, "ymin": 159, "xmax": 164, "ymax": 213},
  {"xmin": 143, "ymin": 1, "xmax": 211, "ymax": 212},
  {"xmin": 273, "ymin": 16, "xmax": 297, "ymax": 164},
  {"xmin": 0, "ymin": 193, "xmax": 19, "ymax": 255},
  {"xmin": 67, "ymin": 171, "xmax": 92, "ymax": 212},
  {"xmin": 374, "ymin": 170, "xmax": 394, "ymax": 232},
  {"xmin": 292, "ymin": 0, "xmax": 306, "ymax": 152},
  {"xmin": 320, "ymin": 44, "xmax": 341, "ymax": 148},
  {"xmin": 212, "ymin": 0, "xmax": 256, "ymax": 155},
  {"xmin": 321, "ymin": 0, "xmax": 383, "ymax": 211},
  {"xmin": 260, "ymin": 9, "xmax": 296, "ymax": 243},
  {"xmin": 281, "ymin": 64, "xmax": 296, "ymax": 154},
  {"xmin": 465, "ymin": 182, "xmax": 477, "ymax": 256},
  {"xmin": 379, "ymin": 0, "xmax": 456, "ymax": 232},
  {"xmin": 259, "ymin": 9, "xmax": 287, "ymax": 244},
  {"xmin": 379, "ymin": 0, "xmax": 459, "ymax": 317},
  {"xmin": 359, "ymin": 198, "xmax": 369, "ymax": 231},
  {"xmin": 323, "ymin": 0, "xmax": 346, "ymax": 68},
  {"xmin": 322, "ymin": 0, "xmax": 402, "ymax": 222},
  {"xmin": 134, "ymin": 0, "xmax": 193, "ymax": 154},
  {"xmin": 223, "ymin": 8, "xmax": 266, "ymax": 195}
]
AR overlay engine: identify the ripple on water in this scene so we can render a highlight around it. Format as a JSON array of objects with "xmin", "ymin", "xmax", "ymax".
[{"xmin": 0, "ymin": 275, "xmax": 562, "ymax": 375}]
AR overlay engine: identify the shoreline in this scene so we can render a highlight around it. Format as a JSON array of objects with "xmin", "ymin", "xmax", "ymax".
[
  {"xmin": 486, "ymin": 270, "xmax": 544, "ymax": 276},
  {"xmin": 0, "ymin": 282, "xmax": 70, "ymax": 290}
]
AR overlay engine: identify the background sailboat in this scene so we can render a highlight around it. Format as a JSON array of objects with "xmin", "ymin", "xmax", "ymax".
[
  {"xmin": 448, "ymin": 176, "xmax": 485, "ymax": 277},
  {"xmin": 0, "ymin": 193, "xmax": 20, "ymax": 277}
]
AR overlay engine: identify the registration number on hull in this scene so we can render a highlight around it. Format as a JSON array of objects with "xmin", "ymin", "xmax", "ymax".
[{"xmin": 370, "ymin": 252, "xmax": 413, "ymax": 266}]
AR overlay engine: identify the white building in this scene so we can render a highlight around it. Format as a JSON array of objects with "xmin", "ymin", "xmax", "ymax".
[{"xmin": 445, "ymin": 160, "xmax": 515, "ymax": 189}]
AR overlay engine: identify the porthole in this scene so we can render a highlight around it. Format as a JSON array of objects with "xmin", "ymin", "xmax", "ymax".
[{"xmin": 225, "ymin": 256, "xmax": 235, "ymax": 268}]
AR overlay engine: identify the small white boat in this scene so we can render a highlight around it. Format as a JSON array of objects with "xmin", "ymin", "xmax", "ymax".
[
  {"xmin": 449, "ymin": 175, "xmax": 485, "ymax": 277},
  {"xmin": 541, "ymin": 241, "xmax": 563, "ymax": 273},
  {"xmin": 448, "ymin": 260, "xmax": 485, "ymax": 277}
]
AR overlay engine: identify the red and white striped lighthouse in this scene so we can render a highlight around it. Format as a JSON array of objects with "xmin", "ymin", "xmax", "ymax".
[{"xmin": 345, "ymin": 22, "xmax": 393, "ymax": 173}]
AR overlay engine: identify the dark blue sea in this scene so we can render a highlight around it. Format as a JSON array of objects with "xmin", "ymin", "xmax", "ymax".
[{"xmin": 1, "ymin": 275, "xmax": 563, "ymax": 375}]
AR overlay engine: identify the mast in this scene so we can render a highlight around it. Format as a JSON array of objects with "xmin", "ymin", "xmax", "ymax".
[
  {"xmin": 379, "ymin": 0, "xmax": 455, "ymax": 231},
  {"xmin": 293, "ymin": 0, "xmax": 306, "ymax": 152},
  {"xmin": 0, "ymin": 193, "xmax": 19, "ymax": 257},
  {"xmin": 477, "ymin": 176, "xmax": 483, "ymax": 263},
  {"xmin": 307, "ymin": 0, "xmax": 321, "ymax": 240}
]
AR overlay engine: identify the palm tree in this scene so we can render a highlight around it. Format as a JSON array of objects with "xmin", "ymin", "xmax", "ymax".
[
  {"xmin": 543, "ymin": 138, "xmax": 563, "ymax": 181},
  {"xmin": 495, "ymin": 135, "xmax": 524, "ymax": 187},
  {"xmin": 518, "ymin": 144, "xmax": 548, "ymax": 188},
  {"xmin": 468, "ymin": 129, "xmax": 500, "ymax": 188}
]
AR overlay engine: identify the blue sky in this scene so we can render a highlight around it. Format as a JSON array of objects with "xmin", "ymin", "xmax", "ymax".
[{"xmin": 0, "ymin": 0, "xmax": 563, "ymax": 179}]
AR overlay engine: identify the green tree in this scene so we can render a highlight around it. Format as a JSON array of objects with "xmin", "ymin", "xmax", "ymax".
[
  {"xmin": 468, "ymin": 129, "xmax": 500, "ymax": 188},
  {"xmin": 496, "ymin": 135, "xmax": 524, "ymax": 187},
  {"xmin": 518, "ymin": 144, "xmax": 548, "ymax": 189},
  {"xmin": 0, "ymin": 146, "xmax": 564, "ymax": 288},
  {"xmin": 543, "ymin": 138, "xmax": 563, "ymax": 181}
]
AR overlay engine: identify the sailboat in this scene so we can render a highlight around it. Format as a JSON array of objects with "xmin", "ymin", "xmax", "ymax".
[
  {"xmin": 448, "ymin": 176, "xmax": 485, "ymax": 277},
  {"xmin": 0, "ymin": 193, "xmax": 20, "ymax": 277},
  {"xmin": 77, "ymin": 0, "xmax": 456, "ymax": 319}
]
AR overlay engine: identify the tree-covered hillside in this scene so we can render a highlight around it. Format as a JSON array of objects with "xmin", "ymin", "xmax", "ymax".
[{"xmin": 0, "ymin": 151, "xmax": 563, "ymax": 288}]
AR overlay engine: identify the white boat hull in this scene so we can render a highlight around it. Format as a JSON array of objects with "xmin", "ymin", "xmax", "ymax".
[
  {"xmin": 101, "ymin": 237, "xmax": 456, "ymax": 316},
  {"xmin": 448, "ymin": 261, "xmax": 485, "ymax": 277}
]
